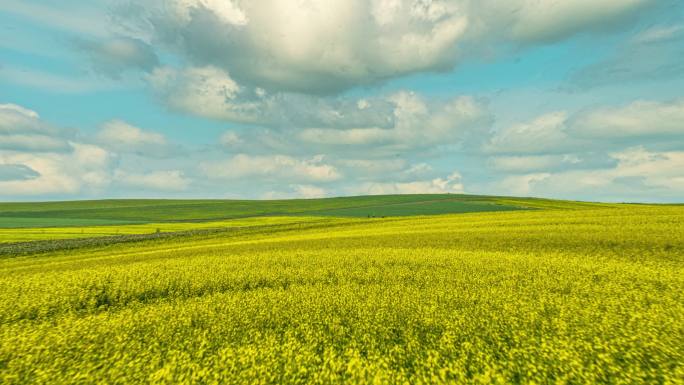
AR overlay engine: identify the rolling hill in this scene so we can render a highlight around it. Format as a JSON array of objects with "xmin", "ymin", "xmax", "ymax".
[{"xmin": 0, "ymin": 194, "xmax": 619, "ymax": 228}]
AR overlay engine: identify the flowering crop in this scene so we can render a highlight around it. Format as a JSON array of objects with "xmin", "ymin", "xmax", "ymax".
[{"xmin": 0, "ymin": 207, "xmax": 682, "ymax": 384}]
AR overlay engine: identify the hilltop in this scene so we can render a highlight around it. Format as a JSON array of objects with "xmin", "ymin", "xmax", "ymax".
[{"xmin": 0, "ymin": 194, "xmax": 620, "ymax": 228}]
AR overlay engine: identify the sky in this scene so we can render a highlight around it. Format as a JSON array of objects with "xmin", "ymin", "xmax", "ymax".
[{"xmin": 1, "ymin": 0, "xmax": 683, "ymax": 202}]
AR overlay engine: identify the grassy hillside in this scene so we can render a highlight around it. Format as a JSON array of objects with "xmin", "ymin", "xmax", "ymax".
[
  {"xmin": 0, "ymin": 194, "xmax": 617, "ymax": 228},
  {"xmin": 0, "ymin": 206, "xmax": 682, "ymax": 384}
]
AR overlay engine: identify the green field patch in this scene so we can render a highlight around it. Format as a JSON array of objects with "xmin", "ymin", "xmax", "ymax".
[
  {"xmin": 0, "ymin": 217, "xmax": 139, "ymax": 228},
  {"xmin": 0, "ymin": 194, "xmax": 607, "ymax": 226},
  {"xmin": 0, "ymin": 216, "xmax": 327, "ymax": 243},
  {"xmin": 305, "ymin": 199, "xmax": 524, "ymax": 217}
]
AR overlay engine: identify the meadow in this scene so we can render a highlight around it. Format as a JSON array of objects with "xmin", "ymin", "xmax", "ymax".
[{"xmin": 0, "ymin": 196, "xmax": 682, "ymax": 384}]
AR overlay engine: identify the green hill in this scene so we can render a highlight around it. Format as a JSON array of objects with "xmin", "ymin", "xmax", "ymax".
[{"xmin": 0, "ymin": 194, "xmax": 622, "ymax": 228}]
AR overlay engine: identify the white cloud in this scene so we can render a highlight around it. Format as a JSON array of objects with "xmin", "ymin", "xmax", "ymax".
[
  {"xmin": 149, "ymin": 66, "xmax": 396, "ymax": 127},
  {"xmin": 491, "ymin": 147, "xmax": 684, "ymax": 201},
  {"xmin": 148, "ymin": 66, "xmax": 251, "ymax": 123},
  {"xmin": 292, "ymin": 184, "xmax": 327, "ymax": 199},
  {"xmin": 509, "ymin": 0, "xmax": 654, "ymax": 42},
  {"xmin": 0, "ymin": 103, "xmax": 71, "ymax": 152},
  {"xmin": 122, "ymin": 0, "xmax": 656, "ymax": 94},
  {"xmin": 400, "ymin": 163, "xmax": 433, "ymax": 178},
  {"xmin": 0, "ymin": 143, "xmax": 114, "ymax": 196},
  {"xmin": 359, "ymin": 171, "xmax": 464, "ymax": 195},
  {"xmin": 219, "ymin": 131, "xmax": 244, "ymax": 147},
  {"xmin": 0, "ymin": 164, "xmax": 40, "ymax": 181},
  {"xmin": 0, "ymin": 104, "xmax": 45, "ymax": 134},
  {"xmin": 299, "ymin": 127, "xmax": 392, "ymax": 146},
  {"xmin": 97, "ymin": 120, "xmax": 175, "ymax": 157},
  {"xmin": 489, "ymin": 155, "xmax": 581, "ymax": 173},
  {"xmin": 299, "ymin": 92, "xmax": 489, "ymax": 152},
  {"xmin": 98, "ymin": 120, "xmax": 166, "ymax": 147},
  {"xmin": 155, "ymin": 0, "xmax": 466, "ymax": 93},
  {"xmin": 572, "ymin": 99, "xmax": 684, "ymax": 139},
  {"xmin": 0, "ymin": 104, "xmax": 39, "ymax": 120},
  {"xmin": 262, "ymin": 184, "xmax": 328, "ymax": 199},
  {"xmin": 200, "ymin": 92, "xmax": 490, "ymax": 168},
  {"xmin": 200, "ymin": 154, "xmax": 341, "ymax": 182},
  {"xmin": 485, "ymin": 98, "xmax": 684, "ymax": 156},
  {"xmin": 0, "ymin": 103, "xmax": 118, "ymax": 196},
  {"xmin": 496, "ymin": 173, "xmax": 551, "ymax": 196},
  {"xmin": 206, "ymin": 92, "xmax": 487, "ymax": 159},
  {"xmin": 114, "ymin": 170, "xmax": 190, "ymax": 191},
  {"xmin": 337, "ymin": 159, "xmax": 407, "ymax": 176},
  {"xmin": 0, "ymin": 103, "xmax": 194, "ymax": 197},
  {"xmin": 609, "ymin": 147, "xmax": 684, "ymax": 190},
  {"xmin": 77, "ymin": 37, "xmax": 159, "ymax": 78},
  {"xmin": 171, "ymin": 0, "xmax": 249, "ymax": 25},
  {"xmin": 484, "ymin": 112, "xmax": 573, "ymax": 154},
  {"xmin": 633, "ymin": 24, "xmax": 684, "ymax": 44}
]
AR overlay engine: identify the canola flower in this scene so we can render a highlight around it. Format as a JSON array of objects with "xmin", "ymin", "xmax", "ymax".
[{"xmin": 0, "ymin": 207, "xmax": 682, "ymax": 384}]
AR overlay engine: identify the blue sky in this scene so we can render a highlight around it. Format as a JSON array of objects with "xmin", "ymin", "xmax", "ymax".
[{"xmin": 1, "ymin": 0, "xmax": 683, "ymax": 202}]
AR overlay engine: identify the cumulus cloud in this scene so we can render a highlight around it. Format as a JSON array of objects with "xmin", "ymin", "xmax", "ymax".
[
  {"xmin": 130, "ymin": 0, "xmax": 467, "ymax": 93},
  {"xmin": 508, "ymin": 0, "xmax": 654, "ymax": 43},
  {"xmin": 0, "ymin": 103, "xmax": 72, "ymax": 152},
  {"xmin": 572, "ymin": 99, "xmax": 684, "ymax": 139},
  {"xmin": 77, "ymin": 36, "xmax": 159, "ymax": 78},
  {"xmin": 117, "ymin": 0, "xmax": 657, "ymax": 94},
  {"xmin": 0, "ymin": 103, "xmax": 120, "ymax": 197},
  {"xmin": 486, "ymin": 98, "xmax": 684, "ymax": 156},
  {"xmin": 358, "ymin": 171, "xmax": 464, "ymax": 195},
  {"xmin": 148, "ymin": 66, "xmax": 249, "ymax": 122},
  {"xmin": 484, "ymin": 112, "xmax": 576, "ymax": 155},
  {"xmin": 490, "ymin": 147, "xmax": 684, "ymax": 202},
  {"xmin": 96, "ymin": 120, "xmax": 177, "ymax": 157},
  {"xmin": 114, "ymin": 170, "xmax": 190, "ymax": 191},
  {"xmin": 0, "ymin": 143, "xmax": 114, "ymax": 197},
  {"xmin": 2, "ymin": 1, "xmax": 678, "ymax": 202},
  {"xmin": 262, "ymin": 184, "xmax": 328, "ymax": 199},
  {"xmin": 199, "ymin": 154, "xmax": 341, "ymax": 183},
  {"xmin": 292, "ymin": 184, "xmax": 327, "ymax": 199},
  {"xmin": 0, "ymin": 103, "xmax": 39, "ymax": 121},
  {"xmin": 299, "ymin": 92, "xmax": 489, "ymax": 153},
  {"xmin": 148, "ymin": 66, "xmax": 395, "ymax": 127},
  {"xmin": 219, "ymin": 131, "xmax": 244, "ymax": 147},
  {"xmin": 0, "ymin": 164, "xmax": 40, "ymax": 181},
  {"xmin": 336, "ymin": 159, "xmax": 407, "ymax": 179},
  {"xmin": 0, "ymin": 103, "xmax": 191, "ymax": 198},
  {"xmin": 489, "ymin": 155, "xmax": 581, "ymax": 173},
  {"xmin": 609, "ymin": 147, "xmax": 684, "ymax": 191},
  {"xmin": 495, "ymin": 173, "xmax": 552, "ymax": 196},
  {"xmin": 206, "ymin": 90, "xmax": 488, "ymax": 158},
  {"xmin": 481, "ymin": 98, "xmax": 684, "ymax": 198}
]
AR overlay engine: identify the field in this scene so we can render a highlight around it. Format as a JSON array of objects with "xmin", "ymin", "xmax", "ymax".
[
  {"xmin": 0, "ymin": 217, "xmax": 330, "ymax": 244},
  {"xmin": 0, "ymin": 195, "xmax": 682, "ymax": 384},
  {"xmin": 0, "ymin": 194, "xmax": 594, "ymax": 226}
]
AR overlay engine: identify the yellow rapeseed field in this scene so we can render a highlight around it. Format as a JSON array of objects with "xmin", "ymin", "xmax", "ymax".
[{"xmin": 0, "ymin": 206, "xmax": 682, "ymax": 384}]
